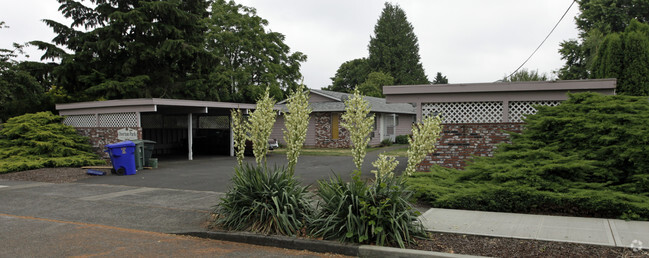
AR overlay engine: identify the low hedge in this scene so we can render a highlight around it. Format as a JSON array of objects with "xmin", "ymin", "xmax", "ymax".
[{"xmin": 407, "ymin": 171, "xmax": 649, "ymax": 220}]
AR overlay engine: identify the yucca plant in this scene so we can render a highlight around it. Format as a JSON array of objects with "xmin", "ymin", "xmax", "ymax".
[
  {"xmin": 309, "ymin": 172, "xmax": 425, "ymax": 248},
  {"xmin": 213, "ymin": 164, "xmax": 312, "ymax": 235}
]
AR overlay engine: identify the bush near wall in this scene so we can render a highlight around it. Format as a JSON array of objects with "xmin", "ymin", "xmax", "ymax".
[
  {"xmin": 395, "ymin": 135, "xmax": 409, "ymax": 144},
  {"xmin": 406, "ymin": 93, "xmax": 649, "ymax": 220},
  {"xmin": 0, "ymin": 112, "xmax": 103, "ymax": 173}
]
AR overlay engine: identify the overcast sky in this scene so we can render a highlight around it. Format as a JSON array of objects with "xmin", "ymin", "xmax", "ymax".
[{"xmin": 1, "ymin": 0, "xmax": 581, "ymax": 89}]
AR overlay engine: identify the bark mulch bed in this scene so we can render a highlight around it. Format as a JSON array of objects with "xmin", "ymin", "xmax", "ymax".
[
  {"xmin": 0, "ymin": 167, "xmax": 110, "ymax": 183},
  {"xmin": 412, "ymin": 232, "xmax": 647, "ymax": 257},
  {"xmin": 3, "ymin": 168, "xmax": 648, "ymax": 257}
]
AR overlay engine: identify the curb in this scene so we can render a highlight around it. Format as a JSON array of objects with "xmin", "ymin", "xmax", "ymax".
[{"xmin": 177, "ymin": 231, "xmax": 482, "ymax": 257}]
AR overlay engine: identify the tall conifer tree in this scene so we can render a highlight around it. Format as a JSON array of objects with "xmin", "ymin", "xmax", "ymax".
[{"xmin": 367, "ymin": 2, "xmax": 429, "ymax": 85}]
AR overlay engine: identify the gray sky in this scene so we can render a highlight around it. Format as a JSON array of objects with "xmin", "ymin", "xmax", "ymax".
[{"xmin": 1, "ymin": 0, "xmax": 581, "ymax": 89}]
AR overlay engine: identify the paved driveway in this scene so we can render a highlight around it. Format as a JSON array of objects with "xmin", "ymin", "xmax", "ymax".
[{"xmin": 79, "ymin": 147, "xmax": 408, "ymax": 192}]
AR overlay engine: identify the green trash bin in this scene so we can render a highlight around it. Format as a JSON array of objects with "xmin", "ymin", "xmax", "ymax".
[
  {"xmin": 132, "ymin": 140, "xmax": 157, "ymax": 170},
  {"xmin": 142, "ymin": 140, "xmax": 156, "ymax": 167},
  {"xmin": 131, "ymin": 140, "xmax": 145, "ymax": 171}
]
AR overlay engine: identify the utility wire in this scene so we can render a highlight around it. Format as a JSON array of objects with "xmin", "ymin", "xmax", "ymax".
[{"xmin": 505, "ymin": 0, "xmax": 576, "ymax": 80}]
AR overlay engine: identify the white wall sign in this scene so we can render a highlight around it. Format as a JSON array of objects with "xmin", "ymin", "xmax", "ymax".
[{"xmin": 117, "ymin": 128, "xmax": 138, "ymax": 141}]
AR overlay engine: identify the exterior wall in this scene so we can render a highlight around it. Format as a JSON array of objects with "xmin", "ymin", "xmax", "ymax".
[
  {"xmin": 269, "ymin": 115, "xmax": 285, "ymax": 145},
  {"xmin": 418, "ymin": 123, "xmax": 524, "ymax": 171},
  {"xmin": 395, "ymin": 114, "xmax": 415, "ymax": 137},
  {"xmin": 314, "ymin": 112, "xmax": 350, "ymax": 148},
  {"xmin": 74, "ymin": 127, "xmax": 143, "ymax": 159}
]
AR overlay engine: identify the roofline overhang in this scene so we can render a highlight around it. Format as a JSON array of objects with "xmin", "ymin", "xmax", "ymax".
[
  {"xmin": 383, "ymin": 79, "xmax": 617, "ymax": 95},
  {"xmin": 56, "ymin": 98, "xmax": 271, "ymax": 115}
]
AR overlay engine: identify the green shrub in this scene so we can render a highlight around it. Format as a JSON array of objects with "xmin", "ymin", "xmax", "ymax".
[
  {"xmin": 405, "ymin": 93, "xmax": 649, "ymax": 220},
  {"xmin": 310, "ymin": 172, "xmax": 425, "ymax": 248},
  {"xmin": 0, "ymin": 111, "xmax": 103, "ymax": 173},
  {"xmin": 395, "ymin": 135, "xmax": 409, "ymax": 144},
  {"xmin": 212, "ymin": 164, "xmax": 312, "ymax": 235},
  {"xmin": 380, "ymin": 138, "xmax": 392, "ymax": 147},
  {"xmin": 407, "ymin": 170, "xmax": 649, "ymax": 220}
]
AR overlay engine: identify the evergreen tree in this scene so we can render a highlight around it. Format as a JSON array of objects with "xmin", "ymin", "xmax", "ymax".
[
  {"xmin": 30, "ymin": 0, "xmax": 305, "ymax": 102},
  {"xmin": 31, "ymin": 0, "xmax": 212, "ymax": 101},
  {"xmin": 367, "ymin": 2, "xmax": 428, "ymax": 85},
  {"xmin": 591, "ymin": 20, "xmax": 649, "ymax": 95},
  {"xmin": 557, "ymin": 0, "xmax": 649, "ymax": 80},
  {"xmin": 432, "ymin": 72, "xmax": 448, "ymax": 84}
]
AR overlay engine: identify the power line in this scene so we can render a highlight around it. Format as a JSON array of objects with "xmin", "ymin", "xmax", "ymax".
[{"xmin": 505, "ymin": 0, "xmax": 576, "ymax": 80}]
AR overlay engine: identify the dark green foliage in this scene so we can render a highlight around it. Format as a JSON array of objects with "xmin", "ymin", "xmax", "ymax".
[
  {"xmin": 407, "ymin": 171, "xmax": 649, "ymax": 221},
  {"xmin": 30, "ymin": 0, "xmax": 304, "ymax": 102},
  {"xmin": 558, "ymin": 0, "xmax": 649, "ymax": 81},
  {"xmin": 205, "ymin": 0, "xmax": 306, "ymax": 102},
  {"xmin": 591, "ymin": 19, "xmax": 649, "ymax": 95},
  {"xmin": 327, "ymin": 3, "xmax": 428, "ymax": 93},
  {"xmin": 358, "ymin": 72, "xmax": 393, "ymax": 98},
  {"xmin": 213, "ymin": 164, "xmax": 312, "ymax": 235},
  {"xmin": 31, "ymin": 0, "xmax": 212, "ymax": 101},
  {"xmin": 325, "ymin": 58, "xmax": 370, "ymax": 93},
  {"xmin": 395, "ymin": 135, "xmax": 409, "ymax": 144},
  {"xmin": 1, "ymin": 24, "xmax": 54, "ymax": 120},
  {"xmin": 380, "ymin": 138, "xmax": 393, "ymax": 147},
  {"xmin": 310, "ymin": 172, "xmax": 425, "ymax": 248},
  {"xmin": 368, "ymin": 3, "xmax": 428, "ymax": 85},
  {"xmin": 432, "ymin": 72, "xmax": 448, "ymax": 84},
  {"xmin": 406, "ymin": 93, "xmax": 649, "ymax": 220},
  {"xmin": 575, "ymin": 0, "xmax": 649, "ymax": 36},
  {"xmin": 501, "ymin": 68, "xmax": 549, "ymax": 82},
  {"xmin": 0, "ymin": 112, "xmax": 103, "ymax": 173}
]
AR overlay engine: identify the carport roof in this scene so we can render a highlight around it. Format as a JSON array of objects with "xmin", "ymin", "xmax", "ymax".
[{"xmin": 56, "ymin": 98, "xmax": 260, "ymax": 116}]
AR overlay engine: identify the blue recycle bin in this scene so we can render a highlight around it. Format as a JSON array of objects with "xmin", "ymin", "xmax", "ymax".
[{"xmin": 105, "ymin": 141, "xmax": 136, "ymax": 175}]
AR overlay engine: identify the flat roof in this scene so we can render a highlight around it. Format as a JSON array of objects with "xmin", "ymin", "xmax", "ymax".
[
  {"xmin": 56, "ymin": 98, "xmax": 261, "ymax": 116},
  {"xmin": 383, "ymin": 79, "xmax": 617, "ymax": 95}
]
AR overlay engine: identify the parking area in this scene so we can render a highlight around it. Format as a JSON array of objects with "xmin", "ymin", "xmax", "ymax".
[{"xmin": 79, "ymin": 148, "xmax": 409, "ymax": 193}]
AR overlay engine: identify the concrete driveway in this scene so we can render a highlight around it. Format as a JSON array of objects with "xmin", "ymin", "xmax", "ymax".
[{"xmin": 78, "ymin": 146, "xmax": 409, "ymax": 192}]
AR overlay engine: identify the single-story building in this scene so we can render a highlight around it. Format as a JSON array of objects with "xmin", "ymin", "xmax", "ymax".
[
  {"xmin": 56, "ymin": 98, "xmax": 259, "ymax": 160},
  {"xmin": 271, "ymin": 89, "xmax": 416, "ymax": 148},
  {"xmin": 383, "ymin": 78, "xmax": 617, "ymax": 170}
]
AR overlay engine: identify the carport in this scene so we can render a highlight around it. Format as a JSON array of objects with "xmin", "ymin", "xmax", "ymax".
[{"xmin": 56, "ymin": 99, "xmax": 257, "ymax": 160}]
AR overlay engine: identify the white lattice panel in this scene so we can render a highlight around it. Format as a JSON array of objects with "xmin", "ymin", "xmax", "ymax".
[
  {"xmin": 98, "ymin": 112, "xmax": 138, "ymax": 127},
  {"xmin": 63, "ymin": 115, "xmax": 96, "ymax": 127},
  {"xmin": 199, "ymin": 116, "xmax": 229, "ymax": 129},
  {"xmin": 422, "ymin": 102, "xmax": 503, "ymax": 123},
  {"xmin": 509, "ymin": 101, "xmax": 561, "ymax": 122}
]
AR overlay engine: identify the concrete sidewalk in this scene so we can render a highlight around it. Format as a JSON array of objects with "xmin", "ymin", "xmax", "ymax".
[{"xmin": 420, "ymin": 208, "xmax": 649, "ymax": 250}]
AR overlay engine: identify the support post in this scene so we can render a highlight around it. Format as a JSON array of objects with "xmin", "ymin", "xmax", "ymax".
[
  {"xmin": 188, "ymin": 113, "xmax": 193, "ymax": 161},
  {"xmin": 230, "ymin": 114, "xmax": 235, "ymax": 157}
]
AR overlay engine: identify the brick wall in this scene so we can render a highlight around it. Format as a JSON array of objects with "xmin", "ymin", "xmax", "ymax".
[
  {"xmin": 418, "ymin": 123, "xmax": 524, "ymax": 171},
  {"xmin": 75, "ymin": 127, "xmax": 143, "ymax": 159},
  {"xmin": 314, "ymin": 112, "xmax": 351, "ymax": 148}
]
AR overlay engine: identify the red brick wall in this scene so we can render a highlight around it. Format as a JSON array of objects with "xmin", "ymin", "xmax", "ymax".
[
  {"xmin": 75, "ymin": 127, "xmax": 143, "ymax": 159},
  {"xmin": 418, "ymin": 123, "xmax": 524, "ymax": 171}
]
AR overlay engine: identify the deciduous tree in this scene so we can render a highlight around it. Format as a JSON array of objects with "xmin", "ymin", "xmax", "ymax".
[
  {"xmin": 357, "ymin": 71, "xmax": 393, "ymax": 98},
  {"xmin": 325, "ymin": 58, "xmax": 369, "ymax": 93}
]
